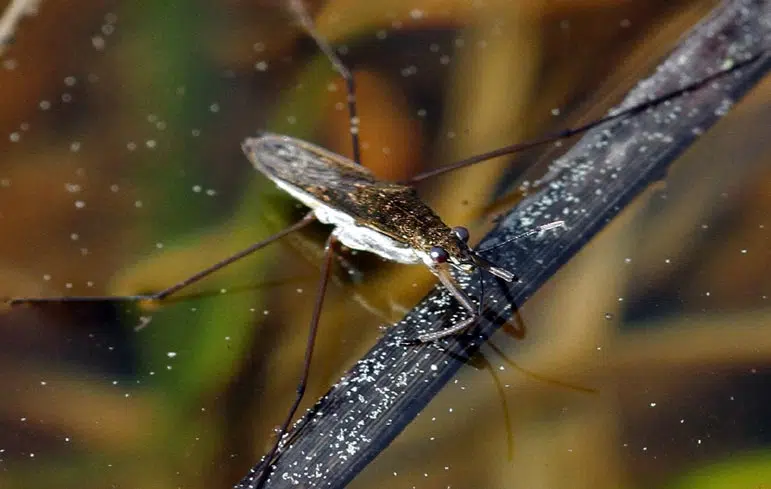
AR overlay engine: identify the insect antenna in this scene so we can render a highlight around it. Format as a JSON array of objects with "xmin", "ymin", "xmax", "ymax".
[{"xmin": 477, "ymin": 220, "xmax": 566, "ymax": 254}]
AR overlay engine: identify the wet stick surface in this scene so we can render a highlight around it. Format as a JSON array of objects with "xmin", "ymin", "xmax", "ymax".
[{"xmin": 236, "ymin": 1, "xmax": 771, "ymax": 487}]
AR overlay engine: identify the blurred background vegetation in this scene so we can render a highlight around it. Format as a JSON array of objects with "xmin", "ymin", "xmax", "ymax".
[{"xmin": 0, "ymin": 0, "xmax": 770, "ymax": 488}]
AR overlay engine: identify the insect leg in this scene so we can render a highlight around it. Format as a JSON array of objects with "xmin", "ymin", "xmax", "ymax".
[
  {"xmin": 406, "ymin": 51, "xmax": 765, "ymax": 184},
  {"xmin": 8, "ymin": 212, "xmax": 316, "ymax": 306},
  {"xmin": 287, "ymin": 0, "xmax": 361, "ymax": 165},
  {"xmin": 417, "ymin": 266, "xmax": 478, "ymax": 342},
  {"xmin": 254, "ymin": 232, "xmax": 337, "ymax": 489}
]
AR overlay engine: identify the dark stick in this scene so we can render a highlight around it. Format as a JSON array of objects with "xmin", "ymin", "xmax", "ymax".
[{"xmin": 236, "ymin": 1, "xmax": 771, "ymax": 488}]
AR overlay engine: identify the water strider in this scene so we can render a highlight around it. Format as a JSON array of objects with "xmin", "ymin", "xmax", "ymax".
[
  {"xmin": 242, "ymin": 133, "xmax": 565, "ymax": 342},
  {"xmin": 6, "ymin": 1, "xmax": 769, "ymax": 488}
]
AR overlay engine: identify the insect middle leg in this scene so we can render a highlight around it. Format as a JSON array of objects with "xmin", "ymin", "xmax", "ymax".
[{"xmin": 252, "ymin": 233, "xmax": 338, "ymax": 489}]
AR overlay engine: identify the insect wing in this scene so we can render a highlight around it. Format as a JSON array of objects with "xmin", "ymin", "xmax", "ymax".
[
  {"xmin": 243, "ymin": 133, "xmax": 376, "ymax": 194},
  {"xmin": 243, "ymin": 134, "xmax": 450, "ymax": 252}
]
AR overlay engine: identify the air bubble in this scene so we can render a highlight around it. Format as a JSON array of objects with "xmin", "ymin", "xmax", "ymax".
[{"xmin": 92, "ymin": 36, "xmax": 106, "ymax": 50}]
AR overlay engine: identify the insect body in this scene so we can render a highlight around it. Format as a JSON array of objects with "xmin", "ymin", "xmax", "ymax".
[{"xmin": 244, "ymin": 134, "xmax": 517, "ymax": 341}]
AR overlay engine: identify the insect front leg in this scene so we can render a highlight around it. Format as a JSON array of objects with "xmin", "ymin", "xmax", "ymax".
[{"xmin": 417, "ymin": 266, "xmax": 479, "ymax": 342}]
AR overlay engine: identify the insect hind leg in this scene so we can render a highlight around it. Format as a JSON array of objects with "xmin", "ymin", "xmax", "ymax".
[
  {"xmin": 287, "ymin": 0, "xmax": 362, "ymax": 165},
  {"xmin": 7, "ymin": 212, "xmax": 317, "ymax": 307}
]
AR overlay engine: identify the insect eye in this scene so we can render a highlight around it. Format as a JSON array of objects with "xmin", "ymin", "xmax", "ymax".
[
  {"xmin": 452, "ymin": 226, "xmax": 470, "ymax": 243},
  {"xmin": 429, "ymin": 246, "xmax": 449, "ymax": 264}
]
